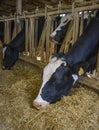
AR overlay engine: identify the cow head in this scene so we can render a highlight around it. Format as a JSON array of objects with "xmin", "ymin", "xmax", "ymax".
[
  {"xmin": 50, "ymin": 14, "xmax": 71, "ymax": 45},
  {"xmin": 2, "ymin": 44, "xmax": 19, "ymax": 70},
  {"xmin": 33, "ymin": 55, "xmax": 78, "ymax": 110}
]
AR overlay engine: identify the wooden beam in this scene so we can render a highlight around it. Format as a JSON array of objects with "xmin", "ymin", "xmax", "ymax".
[
  {"xmin": 20, "ymin": 55, "xmax": 45, "ymax": 69},
  {"xmin": 0, "ymin": 10, "xmax": 12, "ymax": 16},
  {"xmin": 46, "ymin": 16, "xmax": 52, "ymax": 62},
  {"xmin": 0, "ymin": 3, "xmax": 99, "ymax": 21},
  {"xmin": 77, "ymin": 76, "xmax": 99, "ymax": 92},
  {"xmin": 0, "ymin": 1, "xmax": 16, "ymax": 7},
  {"xmin": 36, "ymin": 20, "xmax": 46, "ymax": 61},
  {"xmin": 36, "ymin": 0, "xmax": 51, "ymax": 5}
]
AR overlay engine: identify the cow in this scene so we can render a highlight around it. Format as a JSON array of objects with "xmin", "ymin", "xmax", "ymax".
[
  {"xmin": 2, "ymin": 24, "xmax": 25, "ymax": 70},
  {"xmin": 50, "ymin": 14, "xmax": 71, "ymax": 45},
  {"xmin": 50, "ymin": 12, "xmax": 95, "ymax": 46},
  {"xmin": 33, "ymin": 15, "xmax": 99, "ymax": 110}
]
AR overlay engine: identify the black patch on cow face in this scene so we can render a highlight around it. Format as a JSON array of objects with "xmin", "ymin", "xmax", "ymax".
[
  {"xmin": 63, "ymin": 19, "xmax": 68, "ymax": 23},
  {"xmin": 40, "ymin": 65, "xmax": 74, "ymax": 104},
  {"xmin": 3, "ymin": 46, "xmax": 19, "ymax": 70}
]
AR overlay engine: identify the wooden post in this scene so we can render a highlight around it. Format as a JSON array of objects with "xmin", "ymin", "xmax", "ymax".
[
  {"xmin": 29, "ymin": 18, "xmax": 32, "ymax": 57},
  {"xmin": 49, "ymin": 16, "xmax": 55, "ymax": 55},
  {"xmin": 36, "ymin": 20, "xmax": 46, "ymax": 61},
  {"xmin": 16, "ymin": 0, "xmax": 22, "ymax": 35},
  {"xmin": 59, "ymin": 20, "xmax": 74, "ymax": 53},
  {"xmin": 72, "ymin": 13, "xmax": 76, "ymax": 44},
  {"xmin": 16, "ymin": 0, "xmax": 22, "ymax": 15},
  {"xmin": 4, "ymin": 20, "xmax": 11, "ymax": 44},
  {"xmin": 75, "ymin": 11, "xmax": 79, "ymax": 42},
  {"xmin": 29, "ymin": 18, "xmax": 35, "ymax": 57},
  {"xmin": 31, "ymin": 18, "xmax": 35, "ymax": 57},
  {"xmin": 72, "ymin": 2, "xmax": 75, "ymax": 44},
  {"xmin": 46, "ymin": 16, "xmax": 52, "ymax": 62},
  {"xmin": 34, "ymin": 18, "xmax": 38, "ymax": 51},
  {"xmin": 79, "ymin": 11, "xmax": 84, "ymax": 36},
  {"xmin": 12, "ymin": 19, "xmax": 17, "ymax": 40},
  {"xmin": 25, "ymin": 18, "xmax": 29, "ymax": 54},
  {"xmin": 7, "ymin": 20, "xmax": 11, "ymax": 43}
]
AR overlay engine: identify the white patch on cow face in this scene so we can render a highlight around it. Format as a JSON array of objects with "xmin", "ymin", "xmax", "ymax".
[
  {"xmin": 50, "ymin": 15, "xmax": 71, "ymax": 38},
  {"xmin": 72, "ymin": 74, "xmax": 78, "ymax": 85},
  {"xmin": 84, "ymin": 13, "xmax": 89, "ymax": 19},
  {"xmin": 33, "ymin": 58, "xmax": 67, "ymax": 108},
  {"xmin": 33, "ymin": 80, "xmax": 50, "ymax": 109},
  {"xmin": 42, "ymin": 58, "xmax": 66, "ymax": 83},
  {"xmin": 2, "ymin": 46, "xmax": 7, "ymax": 59}
]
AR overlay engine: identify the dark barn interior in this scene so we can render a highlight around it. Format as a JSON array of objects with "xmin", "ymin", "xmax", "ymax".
[{"xmin": 0, "ymin": 0, "xmax": 99, "ymax": 130}]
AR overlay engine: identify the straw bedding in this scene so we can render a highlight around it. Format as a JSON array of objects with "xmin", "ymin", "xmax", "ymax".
[{"xmin": 0, "ymin": 53, "xmax": 99, "ymax": 130}]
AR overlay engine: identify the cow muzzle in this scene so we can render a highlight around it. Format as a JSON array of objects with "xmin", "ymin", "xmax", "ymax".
[
  {"xmin": 33, "ymin": 101, "xmax": 49, "ymax": 110},
  {"xmin": 33, "ymin": 101, "xmax": 43, "ymax": 110},
  {"xmin": 50, "ymin": 36, "xmax": 59, "ymax": 44}
]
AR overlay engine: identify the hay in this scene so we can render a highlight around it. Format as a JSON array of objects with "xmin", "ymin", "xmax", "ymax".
[{"xmin": 0, "ymin": 55, "xmax": 99, "ymax": 130}]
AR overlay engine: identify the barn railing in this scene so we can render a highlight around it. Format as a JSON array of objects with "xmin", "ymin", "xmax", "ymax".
[
  {"xmin": 0, "ymin": 1, "xmax": 99, "ymax": 71},
  {"xmin": 0, "ymin": 0, "xmax": 99, "ymax": 21}
]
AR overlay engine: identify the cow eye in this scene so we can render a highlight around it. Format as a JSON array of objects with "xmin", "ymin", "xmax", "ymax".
[{"xmin": 61, "ymin": 62, "xmax": 67, "ymax": 67}]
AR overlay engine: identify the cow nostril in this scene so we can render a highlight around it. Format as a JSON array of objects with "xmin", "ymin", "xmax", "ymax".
[
  {"xmin": 50, "ymin": 37, "xmax": 59, "ymax": 44},
  {"xmin": 33, "ymin": 101, "xmax": 43, "ymax": 110}
]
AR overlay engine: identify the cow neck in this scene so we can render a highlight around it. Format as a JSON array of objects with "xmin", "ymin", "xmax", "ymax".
[{"xmin": 67, "ymin": 64, "xmax": 80, "ymax": 76}]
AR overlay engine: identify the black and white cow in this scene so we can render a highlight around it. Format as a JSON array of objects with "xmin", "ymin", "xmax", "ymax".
[
  {"xmin": 50, "ymin": 12, "xmax": 95, "ymax": 45},
  {"xmin": 50, "ymin": 14, "xmax": 71, "ymax": 45},
  {"xmin": 2, "ymin": 24, "xmax": 25, "ymax": 70},
  {"xmin": 33, "ymin": 15, "xmax": 99, "ymax": 110}
]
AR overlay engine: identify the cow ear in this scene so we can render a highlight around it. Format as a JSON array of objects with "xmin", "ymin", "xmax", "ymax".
[{"xmin": 61, "ymin": 62, "xmax": 67, "ymax": 67}]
